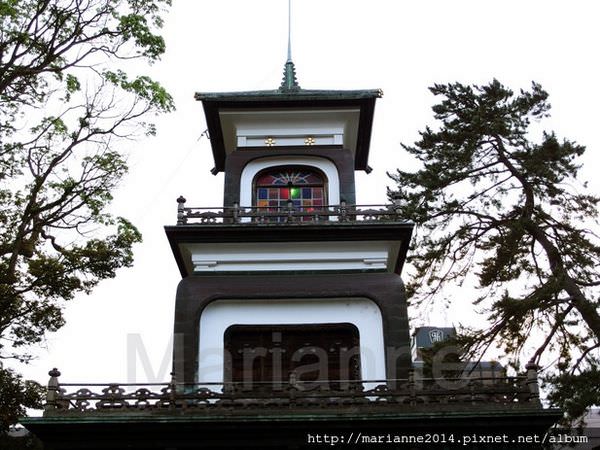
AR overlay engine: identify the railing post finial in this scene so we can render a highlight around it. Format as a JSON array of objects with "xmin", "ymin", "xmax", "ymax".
[
  {"xmin": 232, "ymin": 202, "xmax": 240, "ymax": 223},
  {"xmin": 45, "ymin": 368, "xmax": 61, "ymax": 410},
  {"xmin": 176, "ymin": 196, "xmax": 187, "ymax": 225},
  {"xmin": 339, "ymin": 200, "xmax": 348, "ymax": 222},
  {"xmin": 525, "ymin": 359, "xmax": 540, "ymax": 399},
  {"xmin": 289, "ymin": 372, "xmax": 299, "ymax": 390},
  {"xmin": 169, "ymin": 371, "xmax": 177, "ymax": 404}
]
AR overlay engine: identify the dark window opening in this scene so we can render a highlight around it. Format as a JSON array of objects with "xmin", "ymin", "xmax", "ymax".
[{"xmin": 224, "ymin": 323, "xmax": 360, "ymax": 390}]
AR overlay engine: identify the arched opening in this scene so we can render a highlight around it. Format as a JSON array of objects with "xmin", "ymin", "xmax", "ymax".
[{"xmin": 224, "ymin": 323, "xmax": 361, "ymax": 390}]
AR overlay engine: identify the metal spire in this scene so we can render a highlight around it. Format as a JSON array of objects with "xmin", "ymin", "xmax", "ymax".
[
  {"xmin": 279, "ymin": 0, "xmax": 300, "ymax": 92},
  {"xmin": 287, "ymin": 0, "xmax": 292, "ymax": 62}
]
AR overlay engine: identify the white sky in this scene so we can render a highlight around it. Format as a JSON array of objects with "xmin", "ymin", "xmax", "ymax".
[{"xmin": 15, "ymin": 0, "xmax": 600, "ymax": 389}]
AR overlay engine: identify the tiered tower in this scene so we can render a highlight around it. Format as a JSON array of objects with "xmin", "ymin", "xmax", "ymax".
[{"xmin": 165, "ymin": 59, "xmax": 414, "ymax": 389}]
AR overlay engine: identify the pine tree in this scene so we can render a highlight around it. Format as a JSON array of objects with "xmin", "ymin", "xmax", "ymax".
[{"xmin": 390, "ymin": 79, "xmax": 600, "ymax": 421}]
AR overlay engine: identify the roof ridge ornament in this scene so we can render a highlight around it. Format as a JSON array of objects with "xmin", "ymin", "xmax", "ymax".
[
  {"xmin": 279, "ymin": 60, "xmax": 300, "ymax": 92},
  {"xmin": 279, "ymin": 0, "xmax": 301, "ymax": 92}
]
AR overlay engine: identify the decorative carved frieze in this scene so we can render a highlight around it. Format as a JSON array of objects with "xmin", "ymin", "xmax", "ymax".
[{"xmin": 44, "ymin": 369, "xmax": 541, "ymax": 414}]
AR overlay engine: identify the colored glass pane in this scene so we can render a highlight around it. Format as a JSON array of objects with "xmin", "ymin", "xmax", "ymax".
[
  {"xmin": 304, "ymin": 173, "xmax": 322, "ymax": 184},
  {"xmin": 255, "ymin": 174, "xmax": 274, "ymax": 185},
  {"xmin": 254, "ymin": 168, "xmax": 327, "ymax": 221}
]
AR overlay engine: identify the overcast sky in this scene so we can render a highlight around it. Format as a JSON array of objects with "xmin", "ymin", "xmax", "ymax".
[{"xmin": 15, "ymin": 0, "xmax": 600, "ymax": 390}]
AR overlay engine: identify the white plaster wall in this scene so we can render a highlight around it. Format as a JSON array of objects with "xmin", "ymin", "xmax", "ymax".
[
  {"xmin": 188, "ymin": 240, "xmax": 392, "ymax": 272},
  {"xmin": 239, "ymin": 156, "xmax": 340, "ymax": 208},
  {"xmin": 219, "ymin": 108, "xmax": 360, "ymax": 156},
  {"xmin": 198, "ymin": 298, "xmax": 385, "ymax": 384}
]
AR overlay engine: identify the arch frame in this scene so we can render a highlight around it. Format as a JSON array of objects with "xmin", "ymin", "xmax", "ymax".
[{"xmin": 240, "ymin": 156, "xmax": 340, "ymax": 208}]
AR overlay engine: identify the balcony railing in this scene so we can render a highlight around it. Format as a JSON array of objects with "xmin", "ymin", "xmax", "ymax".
[
  {"xmin": 44, "ymin": 367, "xmax": 542, "ymax": 415},
  {"xmin": 175, "ymin": 197, "xmax": 407, "ymax": 225}
]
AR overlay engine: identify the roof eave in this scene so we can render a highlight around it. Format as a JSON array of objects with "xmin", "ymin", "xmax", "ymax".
[
  {"xmin": 196, "ymin": 90, "xmax": 381, "ymax": 173},
  {"xmin": 165, "ymin": 221, "xmax": 413, "ymax": 278},
  {"xmin": 194, "ymin": 89, "xmax": 383, "ymax": 102}
]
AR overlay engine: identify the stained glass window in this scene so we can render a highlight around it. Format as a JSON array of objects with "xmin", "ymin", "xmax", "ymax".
[{"xmin": 254, "ymin": 167, "xmax": 326, "ymax": 215}]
